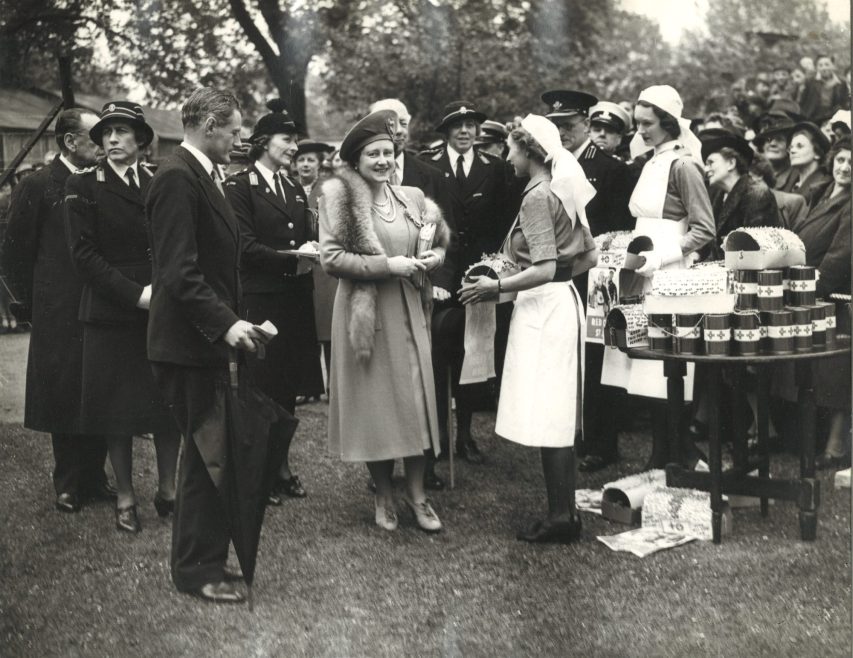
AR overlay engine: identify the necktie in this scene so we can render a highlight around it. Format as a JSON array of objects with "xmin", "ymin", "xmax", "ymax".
[
  {"xmin": 274, "ymin": 173, "xmax": 286, "ymax": 203},
  {"xmin": 455, "ymin": 154, "xmax": 466, "ymax": 181},
  {"xmin": 126, "ymin": 167, "xmax": 139, "ymax": 192},
  {"xmin": 211, "ymin": 167, "xmax": 224, "ymax": 196}
]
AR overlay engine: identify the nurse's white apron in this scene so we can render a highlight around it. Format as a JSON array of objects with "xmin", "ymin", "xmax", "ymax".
[
  {"xmin": 496, "ymin": 281, "xmax": 585, "ymax": 447},
  {"xmin": 600, "ymin": 148, "xmax": 696, "ymax": 400}
]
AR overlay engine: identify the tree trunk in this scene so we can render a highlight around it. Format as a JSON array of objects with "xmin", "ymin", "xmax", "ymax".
[{"xmin": 270, "ymin": 57, "xmax": 308, "ymax": 135}]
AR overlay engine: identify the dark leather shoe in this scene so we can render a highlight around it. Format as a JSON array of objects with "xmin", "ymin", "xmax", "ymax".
[
  {"xmin": 56, "ymin": 492, "xmax": 81, "ymax": 513},
  {"xmin": 223, "ymin": 565, "xmax": 244, "ymax": 582},
  {"xmin": 192, "ymin": 581, "xmax": 245, "ymax": 604},
  {"xmin": 424, "ymin": 470, "xmax": 446, "ymax": 491},
  {"xmin": 516, "ymin": 516, "xmax": 582, "ymax": 544},
  {"xmin": 277, "ymin": 475, "xmax": 306, "ymax": 498},
  {"xmin": 85, "ymin": 482, "xmax": 118, "ymax": 502},
  {"xmin": 115, "ymin": 505, "xmax": 141, "ymax": 533},
  {"xmin": 457, "ymin": 439, "xmax": 485, "ymax": 465},
  {"xmin": 578, "ymin": 454, "xmax": 616, "ymax": 473},
  {"xmin": 153, "ymin": 493, "xmax": 175, "ymax": 517}
]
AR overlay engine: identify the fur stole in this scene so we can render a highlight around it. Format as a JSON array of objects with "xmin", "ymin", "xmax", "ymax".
[{"xmin": 321, "ymin": 167, "xmax": 450, "ymax": 362}]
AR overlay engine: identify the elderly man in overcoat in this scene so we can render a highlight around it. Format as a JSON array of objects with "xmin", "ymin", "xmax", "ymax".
[{"xmin": 2, "ymin": 108, "xmax": 114, "ymax": 512}]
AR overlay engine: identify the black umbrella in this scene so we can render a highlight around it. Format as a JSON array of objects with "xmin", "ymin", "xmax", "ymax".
[{"xmin": 194, "ymin": 352, "xmax": 297, "ymax": 610}]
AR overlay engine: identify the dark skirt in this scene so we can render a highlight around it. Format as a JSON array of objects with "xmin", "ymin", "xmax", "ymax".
[
  {"xmin": 243, "ymin": 286, "xmax": 324, "ymax": 412},
  {"xmin": 79, "ymin": 321, "xmax": 175, "ymax": 434}
]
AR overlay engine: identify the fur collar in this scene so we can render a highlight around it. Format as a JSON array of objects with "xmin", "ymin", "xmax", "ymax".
[{"xmin": 321, "ymin": 167, "xmax": 450, "ymax": 361}]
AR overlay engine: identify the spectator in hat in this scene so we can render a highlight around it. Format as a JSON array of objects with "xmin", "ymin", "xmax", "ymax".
[
  {"xmin": 420, "ymin": 100, "xmax": 514, "ymax": 465},
  {"xmin": 748, "ymin": 154, "xmax": 808, "ymax": 230},
  {"xmin": 771, "ymin": 66, "xmax": 796, "ymax": 100},
  {"xmin": 699, "ymin": 128, "xmax": 780, "ymax": 260},
  {"xmin": 369, "ymin": 97, "xmax": 454, "ymax": 489},
  {"xmin": 318, "ymin": 109, "xmax": 450, "ymax": 532},
  {"xmin": 589, "ymin": 101, "xmax": 632, "ymax": 160},
  {"xmin": 541, "ymin": 89, "xmax": 635, "ymax": 473},
  {"xmin": 2, "ymin": 108, "xmax": 114, "ymax": 515},
  {"xmin": 475, "ymin": 119, "xmax": 509, "ymax": 158},
  {"xmin": 800, "ymin": 55, "xmax": 850, "ymax": 122},
  {"xmin": 294, "ymin": 140, "xmax": 333, "ymax": 200},
  {"xmin": 753, "ymin": 114, "xmax": 797, "ymax": 190},
  {"xmin": 780, "ymin": 122, "xmax": 832, "ymax": 203},
  {"xmin": 63, "ymin": 101, "xmax": 180, "ymax": 533},
  {"xmin": 223, "ymin": 99, "xmax": 321, "ymax": 504}
]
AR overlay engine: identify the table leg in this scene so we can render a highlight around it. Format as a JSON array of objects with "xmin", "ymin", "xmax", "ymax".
[
  {"xmin": 706, "ymin": 363, "xmax": 723, "ymax": 544},
  {"xmin": 447, "ymin": 368, "xmax": 455, "ymax": 490},
  {"xmin": 756, "ymin": 366, "xmax": 770, "ymax": 517},
  {"xmin": 795, "ymin": 361, "xmax": 819, "ymax": 541},
  {"xmin": 664, "ymin": 361, "xmax": 687, "ymax": 466},
  {"xmin": 731, "ymin": 365, "xmax": 749, "ymax": 472}
]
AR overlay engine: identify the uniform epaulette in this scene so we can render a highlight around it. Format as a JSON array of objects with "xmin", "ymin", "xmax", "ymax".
[
  {"xmin": 477, "ymin": 150, "xmax": 498, "ymax": 164},
  {"xmin": 429, "ymin": 149, "xmax": 443, "ymax": 162},
  {"xmin": 582, "ymin": 144, "xmax": 597, "ymax": 160},
  {"xmin": 140, "ymin": 162, "xmax": 157, "ymax": 173},
  {"xmin": 282, "ymin": 174, "xmax": 295, "ymax": 187},
  {"xmin": 75, "ymin": 165, "xmax": 98, "ymax": 176}
]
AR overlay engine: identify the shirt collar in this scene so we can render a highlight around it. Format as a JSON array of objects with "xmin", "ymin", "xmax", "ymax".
[
  {"xmin": 446, "ymin": 145, "xmax": 473, "ymax": 165},
  {"xmin": 572, "ymin": 139, "xmax": 591, "ymax": 159},
  {"xmin": 523, "ymin": 171, "xmax": 550, "ymax": 194},
  {"xmin": 254, "ymin": 159, "xmax": 279, "ymax": 190},
  {"xmin": 106, "ymin": 158, "xmax": 139, "ymax": 184},
  {"xmin": 59, "ymin": 154, "xmax": 79, "ymax": 173},
  {"xmin": 181, "ymin": 140, "xmax": 217, "ymax": 179},
  {"xmin": 654, "ymin": 139, "xmax": 681, "ymax": 156}
]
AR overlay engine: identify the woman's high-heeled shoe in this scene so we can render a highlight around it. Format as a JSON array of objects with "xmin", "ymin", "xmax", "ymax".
[
  {"xmin": 374, "ymin": 498, "xmax": 398, "ymax": 531},
  {"xmin": 153, "ymin": 494, "xmax": 175, "ymax": 518},
  {"xmin": 402, "ymin": 496, "xmax": 442, "ymax": 533},
  {"xmin": 116, "ymin": 504, "xmax": 142, "ymax": 533}
]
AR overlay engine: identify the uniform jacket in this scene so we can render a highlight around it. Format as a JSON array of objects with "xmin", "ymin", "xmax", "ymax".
[
  {"xmin": 64, "ymin": 161, "xmax": 154, "ymax": 324},
  {"xmin": 793, "ymin": 180, "xmax": 851, "ymax": 297},
  {"xmin": 1, "ymin": 156, "xmax": 86, "ymax": 432},
  {"xmin": 575, "ymin": 141, "xmax": 635, "ymax": 236},
  {"xmin": 319, "ymin": 167, "xmax": 450, "ymax": 362},
  {"xmin": 224, "ymin": 164, "xmax": 314, "ymax": 293},
  {"xmin": 422, "ymin": 147, "xmax": 511, "ymax": 294},
  {"xmin": 145, "ymin": 146, "xmax": 242, "ymax": 367},
  {"xmin": 705, "ymin": 175, "xmax": 780, "ymax": 260}
]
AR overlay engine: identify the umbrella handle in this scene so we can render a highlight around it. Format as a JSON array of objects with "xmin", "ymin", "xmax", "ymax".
[{"xmin": 228, "ymin": 350, "xmax": 239, "ymax": 389}]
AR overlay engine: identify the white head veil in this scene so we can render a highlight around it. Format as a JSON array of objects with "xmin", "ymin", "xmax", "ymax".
[
  {"xmin": 629, "ymin": 85, "xmax": 703, "ymax": 164},
  {"xmin": 519, "ymin": 114, "xmax": 596, "ymax": 229}
]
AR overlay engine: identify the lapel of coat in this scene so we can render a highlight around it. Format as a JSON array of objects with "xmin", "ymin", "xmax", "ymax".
[
  {"xmin": 800, "ymin": 185, "xmax": 850, "ymax": 232},
  {"xmin": 463, "ymin": 151, "xmax": 489, "ymax": 194},
  {"xmin": 102, "ymin": 162, "xmax": 144, "ymax": 207},
  {"xmin": 718, "ymin": 176, "xmax": 748, "ymax": 234},
  {"xmin": 253, "ymin": 164, "xmax": 292, "ymax": 217},
  {"xmin": 435, "ymin": 150, "xmax": 465, "ymax": 204},
  {"xmin": 176, "ymin": 147, "xmax": 238, "ymax": 243}
]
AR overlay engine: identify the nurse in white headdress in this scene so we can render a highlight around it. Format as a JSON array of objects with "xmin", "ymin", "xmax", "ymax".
[{"xmin": 602, "ymin": 85, "xmax": 716, "ymax": 468}]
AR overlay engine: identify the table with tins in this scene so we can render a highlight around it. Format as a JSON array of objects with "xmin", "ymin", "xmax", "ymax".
[{"xmin": 622, "ymin": 335, "xmax": 850, "ymax": 544}]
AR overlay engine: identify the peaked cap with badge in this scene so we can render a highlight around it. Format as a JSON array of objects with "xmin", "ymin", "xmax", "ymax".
[
  {"xmin": 589, "ymin": 101, "xmax": 631, "ymax": 134},
  {"xmin": 435, "ymin": 101, "xmax": 487, "ymax": 133},
  {"xmin": 541, "ymin": 90, "xmax": 599, "ymax": 121},
  {"xmin": 89, "ymin": 101, "xmax": 155, "ymax": 148},
  {"xmin": 250, "ymin": 98, "xmax": 298, "ymax": 142}
]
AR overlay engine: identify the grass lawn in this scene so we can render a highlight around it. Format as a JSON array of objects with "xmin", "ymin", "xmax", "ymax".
[{"xmin": 0, "ymin": 333, "xmax": 850, "ymax": 657}]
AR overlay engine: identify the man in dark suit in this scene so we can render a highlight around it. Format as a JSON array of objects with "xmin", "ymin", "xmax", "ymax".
[
  {"xmin": 542, "ymin": 89, "xmax": 635, "ymax": 473},
  {"xmin": 2, "ymin": 108, "xmax": 114, "ymax": 513},
  {"xmin": 146, "ymin": 87, "xmax": 262, "ymax": 604},
  {"xmin": 421, "ymin": 101, "xmax": 515, "ymax": 464}
]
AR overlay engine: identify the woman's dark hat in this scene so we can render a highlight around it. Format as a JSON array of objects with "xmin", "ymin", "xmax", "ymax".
[
  {"xmin": 753, "ymin": 115, "xmax": 797, "ymax": 147},
  {"xmin": 295, "ymin": 140, "xmax": 334, "ymax": 158},
  {"xmin": 249, "ymin": 98, "xmax": 297, "ymax": 142},
  {"xmin": 435, "ymin": 101, "xmax": 487, "ymax": 133},
  {"xmin": 89, "ymin": 101, "xmax": 154, "ymax": 148},
  {"xmin": 541, "ymin": 90, "xmax": 598, "ymax": 120},
  {"xmin": 790, "ymin": 121, "xmax": 831, "ymax": 155},
  {"xmin": 699, "ymin": 128, "xmax": 755, "ymax": 164},
  {"xmin": 339, "ymin": 110, "xmax": 397, "ymax": 162}
]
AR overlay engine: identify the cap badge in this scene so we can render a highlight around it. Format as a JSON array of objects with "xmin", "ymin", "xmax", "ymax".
[
  {"xmin": 552, "ymin": 101, "xmax": 563, "ymax": 111},
  {"xmin": 386, "ymin": 116, "xmax": 396, "ymax": 135},
  {"xmin": 108, "ymin": 103, "xmax": 116, "ymax": 111},
  {"xmin": 459, "ymin": 106, "xmax": 468, "ymax": 114}
]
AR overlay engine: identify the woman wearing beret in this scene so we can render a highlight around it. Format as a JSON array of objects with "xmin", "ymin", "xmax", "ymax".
[
  {"xmin": 318, "ymin": 110, "xmax": 450, "ymax": 532},
  {"xmin": 460, "ymin": 115, "xmax": 597, "ymax": 543},
  {"xmin": 64, "ymin": 102, "xmax": 179, "ymax": 532},
  {"xmin": 780, "ymin": 123, "xmax": 833, "ymax": 203},
  {"xmin": 700, "ymin": 128, "xmax": 780, "ymax": 260},
  {"xmin": 602, "ymin": 85, "xmax": 716, "ymax": 469},
  {"xmin": 223, "ymin": 101, "xmax": 319, "ymax": 502}
]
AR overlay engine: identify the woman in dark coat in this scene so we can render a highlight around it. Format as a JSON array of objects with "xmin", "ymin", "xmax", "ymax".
[
  {"xmin": 64, "ymin": 103, "xmax": 179, "ymax": 532},
  {"xmin": 223, "ymin": 101, "xmax": 320, "ymax": 501},
  {"xmin": 780, "ymin": 122, "xmax": 833, "ymax": 203},
  {"xmin": 699, "ymin": 128, "xmax": 780, "ymax": 260},
  {"xmin": 793, "ymin": 136, "xmax": 851, "ymax": 467}
]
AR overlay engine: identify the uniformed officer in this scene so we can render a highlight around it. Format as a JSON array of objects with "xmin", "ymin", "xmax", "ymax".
[
  {"xmin": 541, "ymin": 89, "xmax": 635, "ymax": 472},
  {"xmin": 474, "ymin": 119, "xmax": 509, "ymax": 158},
  {"xmin": 421, "ymin": 100, "xmax": 515, "ymax": 464},
  {"xmin": 589, "ymin": 101, "xmax": 632, "ymax": 160},
  {"xmin": 64, "ymin": 101, "xmax": 180, "ymax": 532},
  {"xmin": 224, "ymin": 99, "xmax": 321, "ymax": 502}
]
